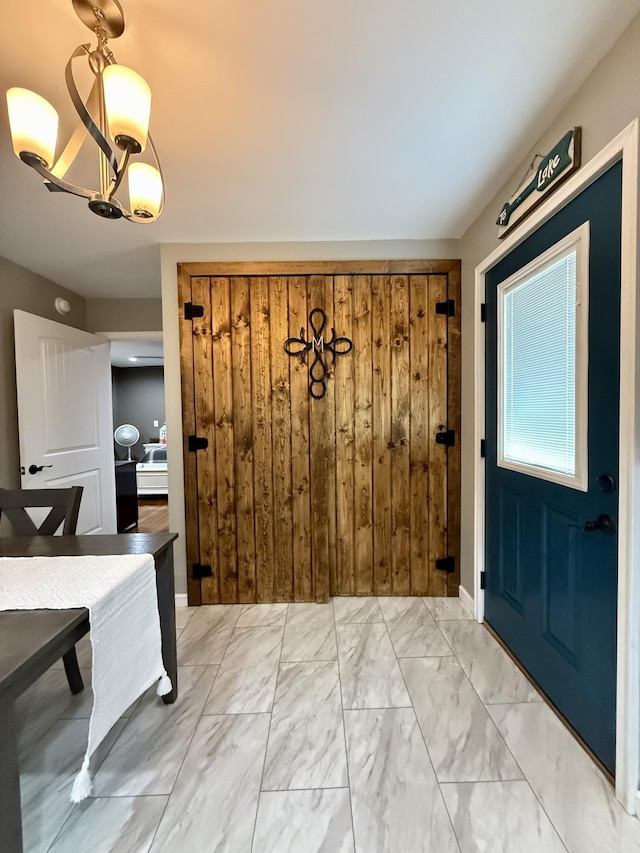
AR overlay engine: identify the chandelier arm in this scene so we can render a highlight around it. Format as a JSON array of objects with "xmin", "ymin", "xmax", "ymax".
[
  {"xmin": 66, "ymin": 45, "xmax": 119, "ymax": 177},
  {"xmin": 50, "ymin": 79, "xmax": 101, "ymax": 180},
  {"xmin": 21, "ymin": 153, "xmax": 94, "ymax": 199},
  {"xmin": 107, "ymin": 147, "xmax": 130, "ymax": 198},
  {"xmin": 147, "ymin": 131, "xmax": 165, "ymax": 215}
]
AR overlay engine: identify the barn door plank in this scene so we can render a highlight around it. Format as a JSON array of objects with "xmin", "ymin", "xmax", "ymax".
[
  {"xmin": 353, "ymin": 275, "xmax": 374, "ymax": 595},
  {"xmin": 288, "ymin": 277, "xmax": 313, "ymax": 601},
  {"xmin": 391, "ymin": 275, "xmax": 411, "ymax": 595},
  {"xmin": 371, "ymin": 275, "xmax": 392, "ymax": 595},
  {"xmin": 231, "ymin": 277, "xmax": 256, "ymax": 603},
  {"xmin": 178, "ymin": 269, "xmax": 201, "ymax": 605},
  {"xmin": 307, "ymin": 274, "xmax": 333, "ymax": 602},
  {"xmin": 191, "ymin": 277, "xmax": 220, "ymax": 604},
  {"xmin": 428, "ymin": 274, "xmax": 449, "ymax": 596},
  {"xmin": 390, "ymin": 275, "xmax": 411, "ymax": 595},
  {"xmin": 334, "ymin": 274, "xmax": 355, "ymax": 595},
  {"xmin": 323, "ymin": 277, "xmax": 338, "ymax": 597},
  {"xmin": 269, "ymin": 276, "xmax": 294, "ymax": 601},
  {"xmin": 250, "ymin": 277, "xmax": 276, "ymax": 601},
  {"xmin": 211, "ymin": 277, "xmax": 238, "ymax": 603},
  {"xmin": 408, "ymin": 275, "xmax": 430, "ymax": 595}
]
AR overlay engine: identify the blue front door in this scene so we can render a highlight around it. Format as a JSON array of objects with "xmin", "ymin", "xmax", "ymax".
[{"xmin": 485, "ymin": 161, "xmax": 622, "ymax": 773}]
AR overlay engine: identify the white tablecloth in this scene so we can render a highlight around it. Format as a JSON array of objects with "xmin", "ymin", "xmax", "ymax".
[{"xmin": 0, "ymin": 553, "xmax": 171, "ymax": 801}]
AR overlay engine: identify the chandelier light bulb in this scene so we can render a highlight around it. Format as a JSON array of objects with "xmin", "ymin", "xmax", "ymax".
[
  {"xmin": 128, "ymin": 162, "xmax": 162, "ymax": 218},
  {"xmin": 6, "ymin": 87, "xmax": 59, "ymax": 169},
  {"xmin": 102, "ymin": 64, "xmax": 151, "ymax": 153}
]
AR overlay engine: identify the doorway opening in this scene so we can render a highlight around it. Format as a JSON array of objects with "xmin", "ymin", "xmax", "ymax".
[{"xmin": 107, "ymin": 333, "xmax": 168, "ymax": 534}]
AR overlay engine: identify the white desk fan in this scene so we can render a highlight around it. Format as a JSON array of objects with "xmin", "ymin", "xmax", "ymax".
[{"xmin": 114, "ymin": 424, "xmax": 140, "ymax": 461}]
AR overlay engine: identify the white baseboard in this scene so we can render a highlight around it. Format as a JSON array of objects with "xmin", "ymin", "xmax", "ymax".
[
  {"xmin": 175, "ymin": 594, "xmax": 188, "ymax": 608},
  {"xmin": 636, "ymin": 790, "xmax": 640, "ymax": 818},
  {"xmin": 459, "ymin": 585, "xmax": 475, "ymax": 617}
]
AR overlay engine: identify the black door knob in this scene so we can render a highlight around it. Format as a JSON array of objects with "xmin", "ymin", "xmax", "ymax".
[
  {"xmin": 597, "ymin": 474, "xmax": 616, "ymax": 493},
  {"xmin": 584, "ymin": 514, "xmax": 617, "ymax": 534},
  {"xmin": 28, "ymin": 464, "xmax": 53, "ymax": 475}
]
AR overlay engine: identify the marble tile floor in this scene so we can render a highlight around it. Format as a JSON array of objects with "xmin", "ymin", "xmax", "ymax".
[{"xmin": 18, "ymin": 596, "xmax": 640, "ymax": 853}]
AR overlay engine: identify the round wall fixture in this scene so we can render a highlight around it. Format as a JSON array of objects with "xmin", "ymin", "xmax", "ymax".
[{"xmin": 55, "ymin": 297, "xmax": 71, "ymax": 315}]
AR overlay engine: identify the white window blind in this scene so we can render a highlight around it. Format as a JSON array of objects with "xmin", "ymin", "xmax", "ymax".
[{"xmin": 500, "ymin": 247, "xmax": 582, "ymax": 482}]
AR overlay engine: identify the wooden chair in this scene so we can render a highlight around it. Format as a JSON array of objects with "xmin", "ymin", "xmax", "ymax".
[
  {"xmin": 0, "ymin": 487, "xmax": 83, "ymax": 536},
  {"xmin": 0, "ymin": 487, "xmax": 85, "ymax": 694}
]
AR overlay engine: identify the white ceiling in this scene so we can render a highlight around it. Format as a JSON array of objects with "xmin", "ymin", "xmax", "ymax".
[
  {"xmin": 0, "ymin": 1, "xmax": 638, "ymax": 299},
  {"xmin": 111, "ymin": 339, "xmax": 164, "ymax": 367}
]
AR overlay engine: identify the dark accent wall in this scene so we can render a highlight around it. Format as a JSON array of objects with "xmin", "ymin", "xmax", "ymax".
[{"xmin": 112, "ymin": 366, "xmax": 165, "ymax": 460}]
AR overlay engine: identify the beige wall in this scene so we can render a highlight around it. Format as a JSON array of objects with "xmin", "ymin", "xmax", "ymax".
[
  {"xmin": 161, "ymin": 239, "xmax": 461, "ymax": 595},
  {"xmin": 86, "ymin": 298, "xmax": 163, "ymax": 332},
  {"xmin": 458, "ymin": 13, "xmax": 640, "ymax": 595},
  {"xmin": 0, "ymin": 255, "xmax": 86, "ymax": 490}
]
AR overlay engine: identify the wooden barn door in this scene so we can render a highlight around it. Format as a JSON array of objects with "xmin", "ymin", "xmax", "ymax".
[{"xmin": 178, "ymin": 262, "xmax": 460, "ymax": 605}]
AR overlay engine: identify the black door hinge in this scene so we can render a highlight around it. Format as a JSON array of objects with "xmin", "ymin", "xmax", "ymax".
[
  {"xmin": 480, "ymin": 303, "xmax": 487, "ymax": 323},
  {"xmin": 480, "ymin": 571, "xmax": 486, "ymax": 590},
  {"xmin": 436, "ymin": 429, "xmax": 455, "ymax": 447},
  {"xmin": 192, "ymin": 563, "xmax": 212, "ymax": 580},
  {"xmin": 480, "ymin": 439, "xmax": 486, "ymax": 458},
  {"xmin": 188, "ymin": 435, "xmax": 209, "ymax": 452},
  {"xmin": 184, "ymin": 302, "xmax": 204, "ymax": 320},
  {"xmin": 435, "ymin": 298, "xmax": 455, "ymax": 317},
  {"xmin": 436, "ymin": 556, "xmax": 455, "ymax": 574}
]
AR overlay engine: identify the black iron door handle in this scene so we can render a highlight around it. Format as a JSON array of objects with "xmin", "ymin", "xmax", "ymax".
[
  {"xmin": 28, "ymin": 464, "xmax": 53, "ymax": 475},
  {"xmin": 583, "ymin": 514, "xmax": 617, "ymax": 534}
]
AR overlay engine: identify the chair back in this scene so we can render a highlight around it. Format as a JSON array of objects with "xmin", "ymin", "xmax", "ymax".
[{"xmin": 0, "ymin": 487, "xmax": 84, "ymax": 536}]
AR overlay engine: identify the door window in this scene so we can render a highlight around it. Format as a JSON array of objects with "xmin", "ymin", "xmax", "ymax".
[{"xmin": 497, "ymin": 223, "xmax": 589, "ymax": 490}]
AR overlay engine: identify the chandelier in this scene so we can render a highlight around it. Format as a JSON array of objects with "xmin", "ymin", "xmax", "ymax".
[{"xmin": 5, "ymin": 0, "xmax": 163, "ymax": 222}]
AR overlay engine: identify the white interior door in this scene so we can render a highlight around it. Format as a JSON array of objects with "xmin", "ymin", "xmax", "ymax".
[{"xmin": 14, "ymin": 309, "xmax": 117, "ymax": 534}]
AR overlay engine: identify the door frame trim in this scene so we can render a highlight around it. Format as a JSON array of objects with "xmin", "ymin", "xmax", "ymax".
[
  {"xmin": 473, "ymin": 118, "xmax": 640, "ymax": 814},
  {"xmin": 178, "ymin": 259, "xmax": 460, "ymax": 276}
]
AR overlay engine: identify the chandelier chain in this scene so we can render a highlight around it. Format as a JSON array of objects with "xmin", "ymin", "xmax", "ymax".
[{"xmin": 93, "ymin": 8, "xmax": 110, "ymax": 54}]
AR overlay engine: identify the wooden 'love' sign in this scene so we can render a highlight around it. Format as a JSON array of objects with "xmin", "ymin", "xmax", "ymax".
[{"xmin": 496, "ymin": 128, "xmax": 581, "ymax": 238}]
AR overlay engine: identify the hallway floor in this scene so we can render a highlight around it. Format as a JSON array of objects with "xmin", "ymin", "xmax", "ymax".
[
  {"xmin": 133, "ymin": 498, "xmax": 169, "ymax": 533},
  {"xmin": 18, "ymin": 597, "xmax": 640, "ymax": 852}
]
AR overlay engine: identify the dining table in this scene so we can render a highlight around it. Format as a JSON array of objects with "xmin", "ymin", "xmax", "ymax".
[{"xmin": 0, "ymin": 531, "xmax": 179, "ymax": 853}]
